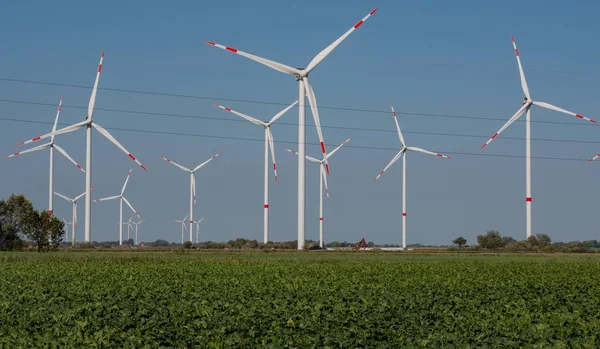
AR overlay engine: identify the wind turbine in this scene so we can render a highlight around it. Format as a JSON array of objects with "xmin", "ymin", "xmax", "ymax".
[
  {"xmin": 123, "ymin": 215, "xmax": 133, "ymax": 241},
  {"xmin": 205, "ymin": 8, "xmax": 378, "ymax": 249},
  {"xmin": 214, "ymin": 100, "xmax": 298, "ymax": 243},
  {"xmin": 54, "ymin": 186, "xmax": 95, "ymax": 246},
  {"xmin": 161, "ymin": 153, "xmax": 221, "ymax": 242},
  {"xmin": 5, "ymin": 97, "xmax": 85, "ymax": 216},
  {"xmin": 284, "ymin": 136, "xmax": 353, "ymax": 248},
  {"xmin": 373, "ymin": 102, "xmax": 451, "ymax": 249},
  {"xmin": 193, "ymin": 217, "xmax": 204, "ymax": 244},
  {"xmin": 481, "ymin": 37, "xmax": 596, "ymax": 238},
  {"xmin": 61, "ymin": 217, "xmax": 69, "ymax": 244},
  {"xmin": 173, "ymin": 214, "xmax": 189, "ymax": 244},
  {"xmin": 94, "ymin": 169, "xmax": 140, "ymax": 245},
  {"xmin": 16, "ymin": 51, "xmax": 147, "ymax": 242},
  {"xmin": 130, "ymin": 217, "xmax": 144, "ymax": 246}
]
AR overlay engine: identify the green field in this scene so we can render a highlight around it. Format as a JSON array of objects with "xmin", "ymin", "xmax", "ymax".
[{"xmin": 1, "ymin": 252, "xmax": 600, "ymax": 348}]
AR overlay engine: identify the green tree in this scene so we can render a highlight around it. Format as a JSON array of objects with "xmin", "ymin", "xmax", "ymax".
[
  {"xmin": 536, "ymin": 233, "xmax": 552, "ymax": 247},
  {"xmin": 183, "ymin": 241, "xmax": 193, "ymax": 249},
  {"xmin": 0, "ymin": 194, "xmax": 36, "ymax": 250},
  {"xmin": 502, "ymin": 236, "xmax": 517, "ymax": 246},
  {"xmin": 527, "ymin": 235, "xmax": 539, "ymax": 247},
  {"xmin": 452, "ymin": 237, "xmax": 467, "ymax": 248},
  {"xmin": 477, "ymin": 230, "xmax": 503, "ymax": 249},
  {"xmin": 26, "ymin": 210, "xmax": 64, "ymax": 252}
]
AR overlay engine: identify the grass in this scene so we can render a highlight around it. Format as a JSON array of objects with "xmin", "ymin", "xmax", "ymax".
[{"xmin": 1, "ymin": 251, "xmax": 599, "ymax": 347}]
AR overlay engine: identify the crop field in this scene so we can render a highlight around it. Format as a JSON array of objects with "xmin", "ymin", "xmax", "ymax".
[{"xmin": 1, "ymin": 252, "xmax": 600, "ymax": 347}]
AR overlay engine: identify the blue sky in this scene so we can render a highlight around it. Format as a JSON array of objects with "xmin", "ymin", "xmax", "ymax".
[{"xmin": 1, "ymin": 0, "xmax": 599, "ymax": 245}]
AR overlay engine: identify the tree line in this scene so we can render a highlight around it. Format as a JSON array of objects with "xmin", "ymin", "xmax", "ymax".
[{"xmin": 0, "ymin": 194, "xmax": 65, "ymax": 251}]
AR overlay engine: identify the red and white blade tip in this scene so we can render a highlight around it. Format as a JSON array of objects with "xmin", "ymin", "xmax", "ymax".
[
  {"xmin": 101, "ymin": 50, "xmax": 105, "ymax": 57},
  {"xmin": 576, "ymin": 114, "xmax": 596, "ymax": 123},
  {"xmin": 511, "ymin": 36, "xmax": 515, "ymax": 43}
]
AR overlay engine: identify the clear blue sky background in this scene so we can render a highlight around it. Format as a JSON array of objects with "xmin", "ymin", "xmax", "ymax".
[{"xmin": 1, "ymin": 0, "xmax": 599, "ymax": 245}]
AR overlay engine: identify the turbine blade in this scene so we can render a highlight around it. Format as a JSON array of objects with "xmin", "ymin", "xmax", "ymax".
[
  {"xmin": 161, "ymin": 156, "xmax": 192, "ymax": 172},
  {"xmin": 304, "ymin": 77, "xmax": 330, "ymax": 175},
  {"xmin": 92, "ymin": 123, "xmax": 147, "ymax": 171},
  {"xmin": 321, "ymin": 164, "xmax": 330, "ymax": 201},
  {"xmin": 17, "ymin": 120, "xmax": 88, "ymax": 147},
  {"xmin": 94, "ymin": 195, "xmax": 121, "ymax": 202},
  {"xmin": 192, "ymin": 152, "xmax": 221, "ymax": 172},
  {"xmin": 533, "ymin": 101, "xmax": 596, "ymax": 123},
  {"xmin": 53, "ymin": 144, "xmax": 85, "ymax": 172},
  {"xmin": 407, "ymin": 146, "xmax": 451, "ymax": 159},
  {"xmin": 53, "ymin": 192, "xmax": 73, "ymax": 202},
  {"xmin": 214, "ymin": 104, "xmax": 265, "ymax": 126},
  {"xmin": 373, "ymin": 148, "xmax": 406, "ymax": 182},
  {"xmin": 50, "ymin": 96, "xmax": 63, "ymax": 143},
  {"xmin": 268, "ymin": 99, "xmax": 299, "ymax": 125},
  {"xmin": 5, "ymin": 142, "xmax": 50, "ymax": 158},
  {"xmin": 511, "ymin": 37, "xmax": 531, "ymax": 100},
  {"xmin": 305, "ymin": 8, "xmax": 379, "ymax": 73},
  {"xmin": 267, "ymin": 128, "xmax": 278, "ymax": 182},
  {"xmin": 192, "ymin": 173, "xmax": 196, "ymax": 207},
  {"xmin": 283, "ymin": 148, "xmax": 321, "ymax": 163},
  {"xmin": 122, "ymin": 196, "xmax": 140, "ymax": 217},
  {"xmin": 74, "ymin": 186, "xmax": 94, "ymax": 202},
  {"xmin": 390, "ymin": 102, "xmax": 406, "ymax": 146},
  {"xmin": 326, "ymin": 136, "xmax": 353, "ymax": 159},
  {"xmin": 481, "ymin": 103, "xmax": 529, "ymax": 149},
  {"xmin": 121, "ymin": 169, "xmax": 132, "ymax": 195},
  {"xmin": 88, "ymin": 51, "xmax": 104, "ymax": 120},
  {"xmin": 204, "ymin": 41, "xmax": 301, "ymax": 75}
]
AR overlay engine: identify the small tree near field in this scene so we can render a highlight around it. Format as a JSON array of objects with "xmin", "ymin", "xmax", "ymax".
[
  {"xmin": 452, "ymin": 237, "xmax": 467, "ymax": 248},
  {"xmin": 527, "ymin": 235, "xmax": 539, "ymax": 247},
  {"xmin": 26, "ymin": 210, "xmax": 64, "ymax": 252},
  {"xmin": 536, "ymin": 233, "xmax": 552, "ymax": 247},
  {"xmin": 477, "ymin": 230, "xmax": 503, "ymax": 249}
]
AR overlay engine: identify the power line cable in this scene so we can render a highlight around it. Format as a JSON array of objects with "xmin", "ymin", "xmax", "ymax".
[
  {"xmin": 0, "ymin": 78, "xmax": 598, "ymax": 127},
  {"xmin": 1, "ymin": 98, "xmax": 599, "ymax": 146},
  {"xmin": 0, "ymin": 115, "xmax": 596, "ymax": 163}
]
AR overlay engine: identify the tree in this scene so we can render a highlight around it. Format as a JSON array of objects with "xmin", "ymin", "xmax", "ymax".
[
  {"xmin": 536, "ymin": 233, "xmax": 552, "ymax": 247},
  {"xmin": 26, "ymin": 210, "xmax": 64, "ymax": 252},
  {"xmin": 502, "ymin": 236, "xmax": 517, "ymax": 246},
  {"xmin": 452, "ymin": 237, "xmax": 467, "ymax": 248},
  {"xmin": 183, "ymin": 241, "xmax": 193, "ymax": 249},
  {"xmin": 477, "ymin": 230, "xmax": 503, "ymax": 249},
  {"xmin": 527, "ymin": 235, "xmax": 539, "ymax": 247},
  {"xmin": 0, "ymin": 194, "xmax": 36, "ymax": 251}
]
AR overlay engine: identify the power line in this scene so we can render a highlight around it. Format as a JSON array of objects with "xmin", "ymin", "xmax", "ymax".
[
  {"xmin": 0, "ymin": 78, "xmax": 598, "ymax": 127},
  {"xmin": 0, "ymin": 116, "xmax": 596, "ymax": 163},
  {"xmin": 1, "ymin": 98, "xmax": 600, "ymax": 146}
]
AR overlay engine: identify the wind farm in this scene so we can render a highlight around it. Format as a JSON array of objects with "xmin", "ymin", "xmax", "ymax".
[{"xmin": 0, "ymin": 2, "xmax": 599, "ymax": 347}]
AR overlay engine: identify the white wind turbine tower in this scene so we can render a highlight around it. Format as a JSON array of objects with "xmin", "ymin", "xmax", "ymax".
[
  {"xmin": 17, "ymin": 51, "xmax": 147, "ymax": 243},
  {"xmin": 173, "ymin": 214, "xmax": 189, "ymax": 244},
  {"xmin": 123, "ymin": 215, "xmax": 133, "ymax": 241},
  {"xmin": 61, "ymin": 217, "xmax": 70, "ymax": 243},
  {"xmin": 130, "ymin": 218, "xmax": 144, "ymax": 246},
  {"xmin": 193, "ymin": 218, "xmax": 204, "ymax": 244},
  {"xmin": 161, "ymin": 153, "xmax": 221, "ymax": 242},
  {"xmin": 54, "ymin": 186, "xmax": 95, "ymax": 246},
  {"xmin": 481, "ymin": 37, "xmax": 596, "ymax": 238},
  {"xmin": 214, "ymin": 100, "xmax": 298, "ymax": 243},
  {"xmin": 94, "ymin": 169, "xmax": 140, "ymax": 245},
  {"xmin": 205, "ymin": 8, "xmax": 378, "ymax": 249},
  {"xmin": 284, "ymin": 136, "xmax": 353, "ymax": 248},
  {"xmin": 373, "ymin": 102, "xmax": 451, "ymax": 249},
  {"xmin": 5, "ymin": 97, "xmax": 85, "ymax": 215}
]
